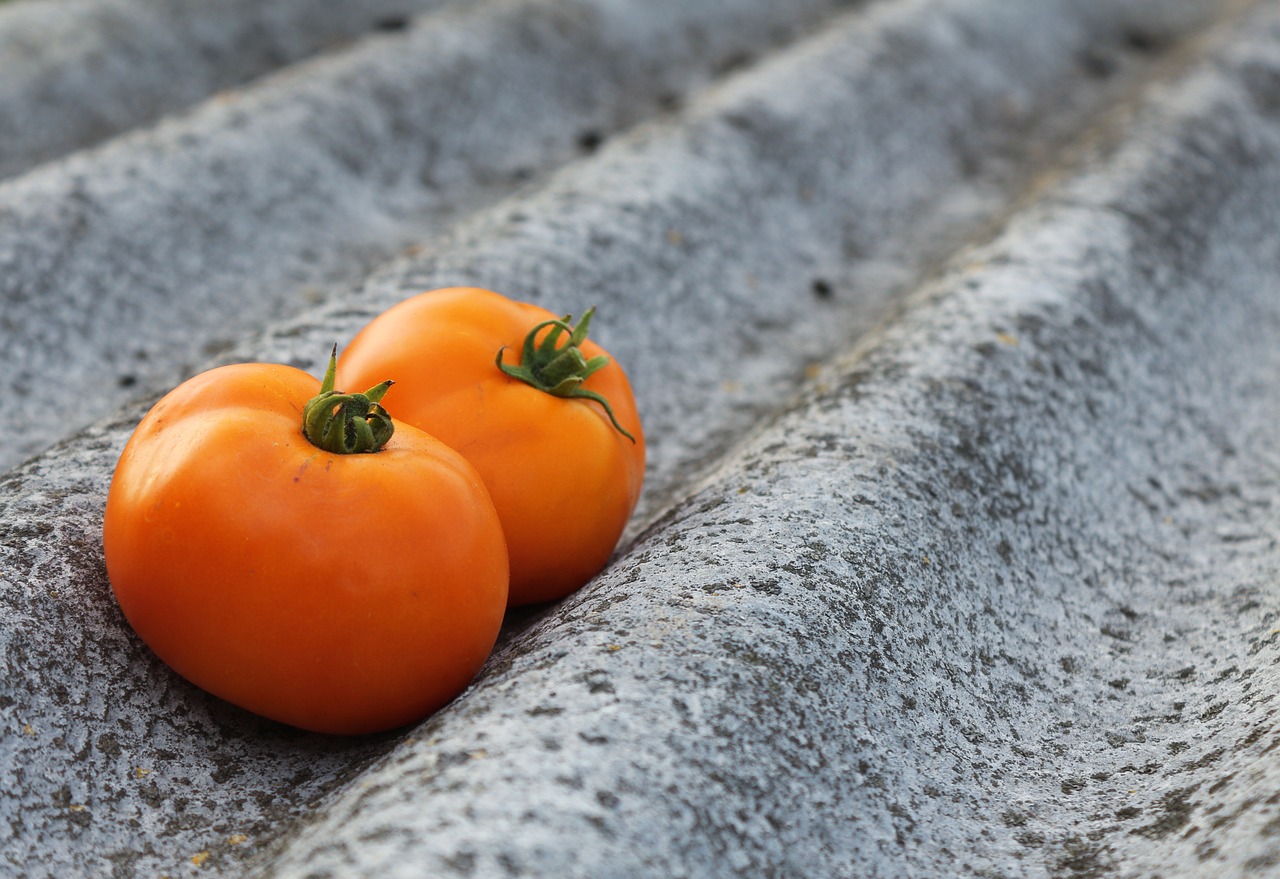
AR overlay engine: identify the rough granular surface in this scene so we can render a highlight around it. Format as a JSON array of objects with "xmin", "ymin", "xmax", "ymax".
[
  {"xmin": 0, "ymin": 0, "xmax": 457, "ymax": 180},
  {"xmin": 1, "ymin": 0, "xmax": 1278, "ymax": 877},
  {"xmin": 0, "ymin": 0, "xmax": 853, "ymax": 472}
]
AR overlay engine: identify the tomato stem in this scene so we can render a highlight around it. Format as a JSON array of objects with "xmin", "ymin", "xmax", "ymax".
[
  {"xmin": 303, "ymin": 346, "xmax": 396, "ymax": 453},
  {"xmin": 495, "ymin": 307, "xmax": 636, "ymax": 443}
]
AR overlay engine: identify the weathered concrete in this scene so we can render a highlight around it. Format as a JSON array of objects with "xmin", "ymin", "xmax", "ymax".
[
  {"xmin": 0, "ymin": 0, "xmax": 454, "ymax": 179},
  {"xmin": 239, "ymin": 4, "xmax": 1280, "ymax": 875},
  {"xmin": 2, "ymin": 0, "xmax": 1278, "ymax": 877},
  {"xmin": 241, "ymin": 0, "xmax": 1220, "ymax": 529},
  {"xmin": 0, "ymin": 0, "xmax": 853, "ymax": 473}
]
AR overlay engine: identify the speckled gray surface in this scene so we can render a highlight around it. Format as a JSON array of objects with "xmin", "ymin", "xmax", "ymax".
[
  {"xmin": 0, "ymin": 0, "xmax": 853, "ymax": 473},
  {"xmin": 233, "ymin": 0, "xmax": 1220, "ymax": 529},
  {"xmin": 0, "ymin": 0, "xmax": 455, "ymax": 180},
  {"xmin": 241, "ymin": 7, "xmax": 1280, "ymax": 874},
  {"xmin": 234, "ymin": 4, "xmax": 1280, "ymax": 875},
  {"xmin": 3, "ymin": 0, "xmax": 1280, "ymax": 877}
]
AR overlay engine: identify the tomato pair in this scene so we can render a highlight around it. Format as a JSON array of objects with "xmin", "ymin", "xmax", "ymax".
[{"xmin": 104, "ymin": 287, "xmax": 644, "ymax": 734}]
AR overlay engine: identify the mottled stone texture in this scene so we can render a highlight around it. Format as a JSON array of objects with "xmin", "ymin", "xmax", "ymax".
[
  {"xmin": 3, "ymin": 0, "xmax": 1279, "ymax": 877},
  {"xmin": 0, "ymin": 0, "xmax": 852, "ymax": 472},
  {"xmin": 0, "ymin": 0, "xmax": 456, "ymax": 179}
]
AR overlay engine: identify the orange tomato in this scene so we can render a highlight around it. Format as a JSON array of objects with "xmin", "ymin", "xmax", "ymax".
[
  {"xmin": 337, "ymin": 287, "xmax": 645, "ymax": 606},
  {"xmin": 103, "ymin": 356, "xmax": 508, "ymax": 735}
]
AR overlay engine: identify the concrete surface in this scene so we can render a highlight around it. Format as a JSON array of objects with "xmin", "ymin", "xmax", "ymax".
[
  {"xmin": 212, "ymin": 0, "xmax": 1221, "ymax": 528},
  {"xmin": 0, "ymin": 0, "xmax": 853, "ymax": 473},
  {"xmin": 0, "ymin": 0, "xmax": 457, "ymax": 179},
  {"xmin": 2, "ymin": 0, "xmax": 1279, "ymax": 877}
]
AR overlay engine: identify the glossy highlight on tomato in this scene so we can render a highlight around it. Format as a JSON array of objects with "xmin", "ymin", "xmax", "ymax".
[
  {"xmin": 337, "ymin": 287, "xmax": 645, "ymax": 606},
  {"xmin": 103, "ymin": 358, "xmax": 509, "ymax": 735}
]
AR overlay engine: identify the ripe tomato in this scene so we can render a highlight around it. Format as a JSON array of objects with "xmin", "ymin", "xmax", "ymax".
[
  {"xmin": 336, "ymin": 287, "xmax": 645, "ymax": 606},
  {"xmin": 103, "ymin": 354, "xmax": 508, "ymax": 735}
]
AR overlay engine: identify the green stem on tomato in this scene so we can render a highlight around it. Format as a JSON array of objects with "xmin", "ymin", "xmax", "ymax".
[
  {"xmin": 302, "ymin": 346, "xmax": 395, "ymax": 453},
  {"xmin": 495, "ymin": 307, "xmax": 636, "ymax": 443}
]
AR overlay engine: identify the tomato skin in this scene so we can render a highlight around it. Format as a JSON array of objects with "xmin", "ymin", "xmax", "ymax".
[
  {"xmin": 336, "ymin": 287, "xmax": 645, "ymax": 606},
  {"xmin": 103, "ymin": 363, "xmax": 508, "ymax": 735}
]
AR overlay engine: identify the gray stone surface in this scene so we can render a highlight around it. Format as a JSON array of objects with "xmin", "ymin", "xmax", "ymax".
[
  {"xmin": 240, "ymin": 0, "xmax": 1218, "ymax": 530},
  {"xmin": 2, "ymin": 0, "xmax": 1279, "ymax": 877},
  {"xmin": 0, "ymin": 0, "xmax": 456, "ymax": 179},
  {"xmin": 0, "ymin": 0, "xmax": 851, "ymax": 473},
  {"xmin": 244, "ymin": 5, "xmax": 1280, "ymax": 875}
]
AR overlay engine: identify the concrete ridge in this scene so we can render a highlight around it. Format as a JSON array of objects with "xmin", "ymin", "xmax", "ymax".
[{"xmin": 0, "ymin": 0, "xmax": 455, "ymax": 179}]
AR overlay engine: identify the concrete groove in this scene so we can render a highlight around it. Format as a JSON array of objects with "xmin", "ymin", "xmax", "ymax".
[{"xmin": 2, "ymin": 0, "xmax": 1279, "ymax": 877}]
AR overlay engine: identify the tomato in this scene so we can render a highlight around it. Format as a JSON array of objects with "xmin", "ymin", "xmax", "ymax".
[
  {"xmin": 103, "ymin": 353, "xmax": 508, "ymax": 735},
  {"xmin": 336, "ymin": 287, "xmax": 645, "ymax": 606}
]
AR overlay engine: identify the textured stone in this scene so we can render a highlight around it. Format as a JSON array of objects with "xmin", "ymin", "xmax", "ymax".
[
  {"xmin": 241, "ymin": 5, "xmax": 1280, "ymax": 875},
  {"xmin": 0, "ymin": 0, "xmax": 851, "ymax": 472},
  {"xmin": 0, "ymin": 0, "xmax": 455, "ymax": 179},
  {"xmin": 239, "ymin": 0, "xmax": 1217, "ymax": 529},
  {"xmin": 2, "ymin": 0, "xmax": 1278, "ymax": 877}
]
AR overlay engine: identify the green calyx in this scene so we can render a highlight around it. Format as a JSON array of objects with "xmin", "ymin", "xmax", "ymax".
[
  {"xmin": 302, "ymin": 346, "xmax": 395, "ymax": 454},
  {"xmin": 496, "ymin": 307, "xmax": 636, "ymax": 443}
]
